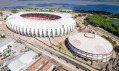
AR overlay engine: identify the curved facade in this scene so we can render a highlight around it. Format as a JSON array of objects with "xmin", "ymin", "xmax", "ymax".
[
  {"xmin": 6, "ymin": 12, "xmax": 76, "ymax": 37},
  {"xmin": 67, "ymin": 32, "xmax": 113, "ymax": 62}
]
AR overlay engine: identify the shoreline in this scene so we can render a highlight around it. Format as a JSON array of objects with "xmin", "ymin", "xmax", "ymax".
[{"xmin": 0, "ymin": 8, "xmax": 119, "ymax": 15}]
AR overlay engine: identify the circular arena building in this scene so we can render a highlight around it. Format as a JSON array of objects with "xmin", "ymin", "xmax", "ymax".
[
  {"xmin": 6, "ymin": 12, "xmax": 76, "ymax": 37},
  {"xmin": 67, "ymin": 32, "xmax": 113, "ymax": 62}
]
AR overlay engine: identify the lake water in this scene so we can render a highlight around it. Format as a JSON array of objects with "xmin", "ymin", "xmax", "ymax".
[
  {"xmin": 0, "ymin": 0, "xmax": 119, "ymax": 14},
  {"xmin": 73, "ymin": 4, "xmax": 119, "ymax": 14},
  {"xmin": 2, "ymin": 4, "xmax": 119, "ymax": 14},
  {"xmin": 112, "ymin": 19, "xmax": 119, "ymax": 25}
]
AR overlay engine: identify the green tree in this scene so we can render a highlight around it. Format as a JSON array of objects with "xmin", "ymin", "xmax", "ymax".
[
  {"xmin": 0, "ymin": 11, "xmax": 3, "ymax": 16},
  {"xmin": 11, "ymin": 9, "xmax": 18, "ymax": 13},
  {"xmin": 4, "ymin": 15, "xmax": 8, "ymax": 20},
  {"xmin": 114, "ymin": 46, "xmax": 119, "ymax": 53},
  {"xmin": 1, "ymin": 34, "xmax": 5, "ymax": 38},
  {"xmin": 83, "ymin": 22, "xmax": 89, "ymax": 26},
  {"xmin": 86, "ymin": 14, "xmax": 119, "ymax": 36},
  {"xmin": 57, "ymin": 42, "xmax": 63, "ymax": 51}
]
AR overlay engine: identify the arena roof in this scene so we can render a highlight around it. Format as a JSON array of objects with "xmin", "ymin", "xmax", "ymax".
[
  {"xmin": 68, "ymin": 32, "xmax": 113, "ymax": 55},
  {"xmin": 7, "ymin": 12, "xmax": 75, "ymax": 22},
  {"xmin": 6, "ymin": 12, "xmax": 76, "ymax": 37}
]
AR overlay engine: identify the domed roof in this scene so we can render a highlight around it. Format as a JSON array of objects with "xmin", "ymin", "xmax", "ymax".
[{"xmin": 68, "ymin": 32, "xmax": 113, "ymax": 54}]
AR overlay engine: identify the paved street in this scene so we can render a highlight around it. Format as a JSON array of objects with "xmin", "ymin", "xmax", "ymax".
[
  {"xmin": 88, "ymin": 25, "xmax": 119, "ymax": 43},
  {"xmin": 0, "ymin": 24, "xmax": 97, "ymax": 71},
  {"xmin": 20, "ymin": 38, "xmax": 91, "ymax": 71}
]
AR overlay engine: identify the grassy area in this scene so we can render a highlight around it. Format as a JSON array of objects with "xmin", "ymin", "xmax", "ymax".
[
  {"xmin": 85, "ymin": 14, "xmax": 119, "ymax": 36},
  {"xmin": 56, "ymin": 42, "xmax": 63, "ymax": 50},
  {"xmin": 56, "ymin": 42, "xmax": 72, "ymax": 54}
]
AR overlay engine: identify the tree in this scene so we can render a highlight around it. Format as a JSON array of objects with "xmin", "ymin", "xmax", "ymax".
[
  {"xmin": 1, "ymin": 34, "xmax": 5, "ymax": 38},
  {"xmin": 83, "ymin": 22, "xmax": 89, "ymax": 26},
  {"xmin": 4, "ymin": 15, "xmax": 8, "ymax": 20},
  {"xmin": 84, "ymin": 58, "xmax": 90, "ymax": 62},
  {"xmin": 57, "ymin": 42, "xmax": 63, "ymax": 51},
  {"xmin": 82, "ymin": 13, "xmax": 87, "ymax": 16},
  {"xmin": 91, "ymin": 60, "xmax": 93, "ymax": 65},
  {"xmin": 72, "ymin": 52, "xmax": 77, "ymax": 58},
  {"xmin": 114, "ymin": 46, "xmax": 119, "ymax": 54},
  {"xmin": 11, "ymin": 9, "xmax": 18, "ymax": 13},
  {"xmin": 105, "ymin": 64, "xmax": 109, "ymax": 71},
  {"xmin": 0, "ymin": 11, "xmax": 3, "ymax": 16},
  {"xmin": 100, "ymin": 67, "xmax": 103, "ymax": 71},
  {"xmin": 86, "ymin": 14, "xmax": 119, "ymax": 36},
  {"xmin": 78, "ymin": 14, "xmax": 82, "ymax": 17}
]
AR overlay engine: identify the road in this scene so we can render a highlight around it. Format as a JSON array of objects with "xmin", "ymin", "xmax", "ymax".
[
  {"xmin": 89, "ymin": 25, "xmax": 119, "ymax": 42},
  {"xmin": 0, "ymin": 25, "xmax": 95, "ymax": 71},
  {"xmin": 20, "ymin": 38, "xmax": 91, "ymax": 71}
]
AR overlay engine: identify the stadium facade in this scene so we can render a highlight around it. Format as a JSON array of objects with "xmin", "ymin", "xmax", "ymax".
[
  {"xmin": 67, "ymin": 32, "xmax": 113, "ymax": 62},
  {"xmin": 6, "ymin": 12, "xmax": 76, "ymax": 37}
]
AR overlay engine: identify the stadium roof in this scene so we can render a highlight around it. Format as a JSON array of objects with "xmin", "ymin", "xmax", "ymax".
[
  {"xmin": 6, "ymin": 12, "xmax": 76, "ymax": 37},
  {"xmin": 68, "ymin": 32, "xmax": 113, "ymax": 54}
]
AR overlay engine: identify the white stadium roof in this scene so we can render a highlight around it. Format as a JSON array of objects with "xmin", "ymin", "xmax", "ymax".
[
  {"xmin": 68, "ymin": 32, "xmax": 113, "ymax": 55},
  {"xmin": 6, "ymin": 12, "xmax": 76, "ymax": 37}
]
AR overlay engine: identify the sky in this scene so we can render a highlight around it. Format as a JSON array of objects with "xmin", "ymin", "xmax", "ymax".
[{"xmin": 0, "ymin": 0, "xmax": 119, "ymax": 9}]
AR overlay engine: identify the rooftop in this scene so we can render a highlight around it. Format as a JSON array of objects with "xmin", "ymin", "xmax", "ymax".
[
  {"xmin": 0, "ymin": 37, "xmax": 15, "ymax": 48},
  {"xmin": 40, "ymin": 61, "xmax": 53, "ymax": 71},
  {"xmin": 6, "ymin": 51, "xmax": 38, "ymax": 71},
  {"xmin": 10, "ymin": 43, "xmax": 25, "ymax": 53},
  {"xmin": 68, "ymin": 32, "xmax": 113, "ymax": 54}
]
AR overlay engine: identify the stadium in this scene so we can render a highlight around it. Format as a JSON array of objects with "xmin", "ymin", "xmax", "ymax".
[
  {"xmin": 67, "ymin": 32, "xmax": 113, "ymax": 62},
  {"xmin": 6, "ymin": 12, "xmax": 76, "ymax": 37}
]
